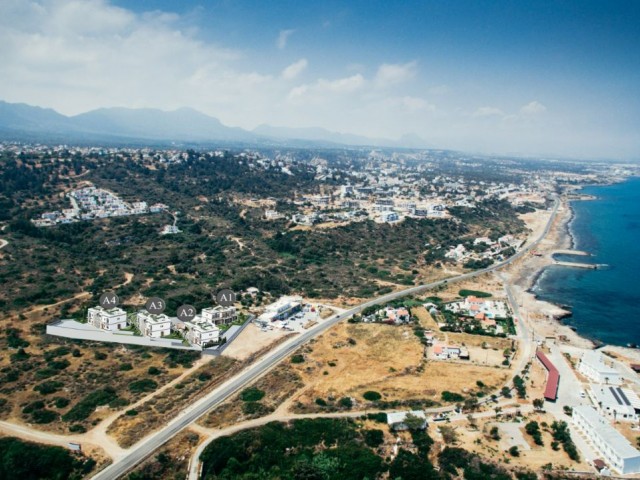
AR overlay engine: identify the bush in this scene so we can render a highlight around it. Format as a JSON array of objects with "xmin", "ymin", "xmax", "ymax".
[
  {"xmin": 68, "ymin": 424, "xmax": 87, "ymax": 433},
  {"xmin": 94, "ymin": 351, "xmax": 107, "ymax": 360},
  {"xmin": 147, "ymin": 366, "xmax": 161, "ymax": 375},
  {"xmin": 363, "ymin": 429, "xmax": 384, "ymax": 448},
  {"xmin": 509, "ymin": 445, "xmax": 520, "ymax": 457},
  {"xmin": 363, "ymin": 391, "xmax": 382, "ymax": 401},
  {"xmin": 315, "ymin": 398, "xmax": 327, "ymax": 406},
  {"xmin": 128, "ymin": 379, "xmax": 158, "ymax": 394},
  {"xmin": 458, "ymin": 290, "xmax": 492, "ymax": 298},
  {"xmin": 119, "ymin": 363, "xmax": 133, "ymax": 371},
  {"xmin": 62, "ymin": 387, "xmax": 118, "ymax": 422},
  {"xmin": 339, "ymin": 397, "xmax": 353, "ymax": 408},
  {"xmin": 240, "ymin": 387, "xmax": 266, "ymax": 402},
  {"xmin": 441, "ymin": 391, "xmax": 465, "ymax": 402},
  {"xmin": 34, "ymin": 381, "xmax": 64, "ymax": 395},
  {"xmin": 125, "ymin": 409, "xmax": 138, "ymax": 416},
  {"xmin": 54, "ymin": 397, "xmax": 70, "ymax": 408},
  {"xmin": 198, "ymin": 372, "xmax": 212, "ymax": 382},
  {"xmin": 291, "ymin": 354, "xmax": 305, "ymax": 364}
]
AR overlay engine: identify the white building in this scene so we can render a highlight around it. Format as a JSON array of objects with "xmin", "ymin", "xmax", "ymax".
[
  {"xmin": 201, "ymin": 306, "xmax": 237, "ymax": 325},
  {"xmin": 183, "ymin": 316, "xmax": 220, "ymax": 348},
  {"xmin": 572, "ymin": 405, "xmax": 640, "ymax": 474},
  {"xmin": 136, "ymin": 310, "xmax": 171, "ymax": 338},
  {"xmin": 380, "ymin": 211, "xmax": 400, "ymax": 223},
  {"xmin": 589, "ymin": 385, "xmax": 640, "ymax": 422},
  {"xmin": 257, "ymin": 296, "xmax": 303, "ymax": 323},
  {"xmin": 387, "ymin": 410, "xmax": 428, "ymax": 431},
  {"xmin": 578, "ymin": 350, "xmax": 622, "ymax": 385},
  {"xmin": 87, "ymin": 306, "xmax": 127, "ymax": 331}
]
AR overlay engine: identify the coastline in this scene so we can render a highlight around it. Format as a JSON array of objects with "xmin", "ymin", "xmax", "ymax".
[{"xmin": 512, "ymin": 180, "xmax": 640, "ymax": 362}]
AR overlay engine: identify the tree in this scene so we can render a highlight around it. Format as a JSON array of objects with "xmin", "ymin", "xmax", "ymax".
[
  {"xmin": 509, "ymin": 445, "xmax": 520, "ymax": 457},
  {"xmin": 403, "ymin": 413, "xmax": 426, "ymax": 431},
  {"xmin": 533, "ymin": 398, "xmax": 545, "ymax": 411}
]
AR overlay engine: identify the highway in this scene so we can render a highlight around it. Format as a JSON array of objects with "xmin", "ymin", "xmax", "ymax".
[{"xmin": 92, "ymin": 197, "xmax": 560, "ymax": 480}]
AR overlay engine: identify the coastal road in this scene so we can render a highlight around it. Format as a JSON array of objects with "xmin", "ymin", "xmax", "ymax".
[{"xmin": 92, "ymin": 197, "xmax": 560, "ymax": 480}]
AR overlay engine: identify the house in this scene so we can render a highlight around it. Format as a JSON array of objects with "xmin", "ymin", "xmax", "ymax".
[
  {"xmin": 572, "ymin": 405, "xmax": 640, "ymax": 474},
  {"xmin": 87, "ymin": 306, "xmax": 127, "ymax": 331},
  {"xmin": 201, "ymin": 305, "xmax": 237, "ymax": 325},
  {"xmin": 380, "ymin": 211, "xmax": 400, "ymax": 223},
  {"xmin": 589, "ymin": 385, "xmax": 640, "ymax": 422},
  {"xmin": 136, "ymin": 310, "xmax": 171, "ymax": 338},
  {"xmin": 387, "ymin": 410, "xmax": 427, "ymax": 431},
  {"xmin": 578, "ymin": 351, "xmax": 622, "ymax": 385},
  {"xmin": 182, "ymin": 316, "xmax": 220, "ymax": 348}
]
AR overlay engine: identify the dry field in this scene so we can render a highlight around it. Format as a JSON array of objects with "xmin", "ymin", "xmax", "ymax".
[
  {"xmin": 446, "ymin": 412, "xmax": 590, "ymax": 472},
  {"xmin": 286, "ymin": 322, "xmax": 511, "ymax": 412}
]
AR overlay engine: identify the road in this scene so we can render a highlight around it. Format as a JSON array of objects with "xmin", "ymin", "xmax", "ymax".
[{"xmin": 92, "ymin": 197, "xmax": 560, "ymax": 480}]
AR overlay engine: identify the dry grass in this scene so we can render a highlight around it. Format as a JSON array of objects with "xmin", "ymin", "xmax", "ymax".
[
  {"xmin": 199, "ymin": 363, "xmax": 303, "ymax": 429},
  {"xmin": 287, "ymin": 322, "xmax": 510, "ymax": 412},
  {"xmin": 126, "ymin": 429, "xmax": 200, "ymax": 479}
]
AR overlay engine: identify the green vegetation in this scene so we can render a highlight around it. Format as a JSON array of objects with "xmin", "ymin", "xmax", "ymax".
[
  {"xmin": 129, "ymin": 379, "xmax": 158, "ymax": 394},
  {"xmin": 62, "ymin": 387, "xmax": 118, "ymax": 422},
  {"xmin": 551, "ymin": 421, "xmax": 580, "ymax": 461},
  {"xmin": 0, "ymin": 437, "xmax": 96, "ymax": 480},
  {"xmin": 290, "ymin": 354, "xmax": 305, "ymax": 364},
  {"xmin": 362, "ymin": 390, "xmax": 382, "ymax": 401},
  {"xmin": 513, "ymin": 375, "xmax": 526, "ymax": 398},
  {"xmin": 525, "ymin": 421, "xmax": 543, "ymax": 445},
  {"xmin": 458, "ymin": 289, "xmax": 492, "ymax": 298},
  {"xmin": 441, "ymin": 391, "xmax": 465, "ymax": 402},
  {"xmin": 240, "ymin": 387, "xmax": 266, "ymax": 402}
]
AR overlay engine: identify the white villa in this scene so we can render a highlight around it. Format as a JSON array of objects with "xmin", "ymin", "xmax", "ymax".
[
  {"xmin": 87, "ymin": 306, "xmax": 127, "ymax": 331},
  {"xmin": 578, "ymin": 350, "xmax": 622, "ymax": 385},
  {"xmin": 182, "ymin": 315, "xmax": 220, "ymax": 348},
  {"xmin": 136, "ymin": 310, "xmax": 171, "ymax": 338},
  {"xmin": 387, "ymin": 410, "xmax": 428, "ymax": 431},
  {"xmin": 572, "ymin": 405, "xmax": 640, "ymax": 474},
  {"xmin": 201, "ymin": 305, "xmax": 237, "ymax": 325}
]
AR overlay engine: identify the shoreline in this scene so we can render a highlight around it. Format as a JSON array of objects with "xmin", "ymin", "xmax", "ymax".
[{"xmin": 518, "ymin": 178, "xmax": 639, "ymax": 357}]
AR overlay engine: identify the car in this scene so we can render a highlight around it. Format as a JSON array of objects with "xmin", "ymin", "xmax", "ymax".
[{"xmin": 580, "ymin": 390, "xmax": 586, "ymax": 398}]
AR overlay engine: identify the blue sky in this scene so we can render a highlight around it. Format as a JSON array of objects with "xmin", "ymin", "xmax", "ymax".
[{"xmin": 1, "ymin": 0, "xmax": 639, "ymax": 159}]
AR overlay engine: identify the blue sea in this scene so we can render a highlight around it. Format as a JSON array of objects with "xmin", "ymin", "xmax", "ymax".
[{"xmin": 532, "ymin": 177, "xmax": 640, "ymax": 347}]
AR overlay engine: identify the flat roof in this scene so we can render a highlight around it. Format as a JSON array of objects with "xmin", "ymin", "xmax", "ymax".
[{"xmin": 574, "ymin": 405, "xmax": 640, "ymax": 460}]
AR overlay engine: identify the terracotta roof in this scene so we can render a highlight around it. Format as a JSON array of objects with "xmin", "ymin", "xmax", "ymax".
[{"xmin": 536, "ymin": 350, "xmax": 560, "ymax": 401}]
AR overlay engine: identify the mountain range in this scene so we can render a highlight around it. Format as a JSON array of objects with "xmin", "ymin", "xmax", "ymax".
[{"xmin": 0, "ymin": 101, "xmax": 428, "ymax": 149}]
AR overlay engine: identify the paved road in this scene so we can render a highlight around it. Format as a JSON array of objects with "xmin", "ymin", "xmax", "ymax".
[{"xmin": 92, "ymin": 197, "xmax": 560, "ymax": 480}]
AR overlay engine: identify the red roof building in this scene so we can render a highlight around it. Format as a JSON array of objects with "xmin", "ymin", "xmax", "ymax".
[{"xmin": 536, "ymin": 349, "xmax": 560, "ymax": 401}]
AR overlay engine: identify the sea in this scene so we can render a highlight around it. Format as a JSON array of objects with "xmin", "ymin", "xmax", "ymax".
[{"xmin": 532, "ymin": 176, "xmax": 640, "ymax": 347}]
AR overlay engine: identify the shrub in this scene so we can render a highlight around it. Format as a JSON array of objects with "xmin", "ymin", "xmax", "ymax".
[
  {"xmin": 364, "ymin": 429, "xmax": 384, "ymax": 448},
  {"xmin": 68, "ymin": 424, "xmax": 87, "ymax": 433},
  {"xmin": 128, "ymin": 379, "xmax": 158, "ymax": 394},
  {"xmin": 339, "ymin": 397, "xmax": 353, "ymax": 408},
  {"xmin": 119, "ymin": 363, "xmax": 133, "ymax": 371},
  {"xmin": 441, "ymin": 391, "xmax": 465, "ymax": 402},
  {"xmin": 62, "ymin": 387, "xmax": 118, "ymax": 422},
  {"xmin": 125, "ymin": 409, "xmax": 138, "ymax": 416},
  {"xmin": 509, "ymin": 445, "xmax": 520, "ymax": 457},
  {"xmin": 147, "ymin": 366, "xmax": 161, "ymax": 375},
  {"xmin": 291, "ymin": 354, "xmax": 305, "ymax": 364},
  {"xmin": 34, "ymin": 381, "xmax": 64, "ymax": 395},
  {"xmin": 315, "ymin": 398, "xmax": 327, "ymax": 406},
  {"xmin": 54, "ymin": 397, "xmax": 70, "ymax": 408},
  {"xmin": 363, "ymin": 391, "xmax": 382, "ymax": 401},
  {"xmin": 240, "ymin": 387, "xmax": 266, "ymax": 402},
  {"xmin": 94, "ymin": 351, "xmax": 107, "ymax": 360}
]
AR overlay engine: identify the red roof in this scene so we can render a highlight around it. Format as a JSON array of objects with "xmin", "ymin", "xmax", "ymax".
[{"xmin": 536, "ymin": 350, "xmax": 560, "ymax": 401}]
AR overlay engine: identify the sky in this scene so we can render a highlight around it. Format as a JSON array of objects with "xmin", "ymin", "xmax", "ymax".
[{"xmin": 0, "ymin": 0, "xmax": 639, "ymax": 159}]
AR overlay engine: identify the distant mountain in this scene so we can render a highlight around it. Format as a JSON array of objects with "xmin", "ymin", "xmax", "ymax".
[{"xmin": 0, "ymin": 100, "xmax": 429, "ymax": 149}]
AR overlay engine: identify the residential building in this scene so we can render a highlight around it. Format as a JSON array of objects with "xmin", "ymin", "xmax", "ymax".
[
  {"xmin": 578, "ymin": 350, "xmax": 622, "ymax": 385},
  {"xmin": 136, "ymin": 310, "xmax": 171, "ymax": 338},
  {"xmin": 572, "ymin": 405, "xmax": 640, "ymax": 474},
  {"xmin": 589, "ymin": 385, "xmax": 640, "ymax": 422},
  {"xmin": 380, "ymin": 211, "xmax": 400, "ymax": 223},
  {"xmin": 183, "ymin": 316, "xmax": 220, "ymax": 348},
  {"xmin": 87, "ymin": 306, "xmax": 127, "ymax": 331},
  {"xmin": 201, "ymin": 305, "xmax": 237, "ymax": 325}
]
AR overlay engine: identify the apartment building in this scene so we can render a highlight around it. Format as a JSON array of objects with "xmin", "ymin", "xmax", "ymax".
[
  {"xmin": 572, "ymin": 405, "xmax": 640, "ymax": 474},
  {"xmin": 87, "ymin": 306, "xmax": 127, "ymax": 331},
  {"xmin": 183, "ymin": 316, "xmax": 220, "ymax": 347},
  {"xmin": 578, "ymin": 350, "xmax": 622, "ymax": 385},
  {"xmin": 201, "ymin": 305, "xmax": 237, "ymax": 325},
  {"xmin": 136, "ymin": 310, "xmax": 171, "ymax": 338}
]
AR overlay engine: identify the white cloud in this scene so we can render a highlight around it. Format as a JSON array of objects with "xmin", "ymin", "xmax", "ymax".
[
  {"xmin": 288, "ymin": 74, "xmax": 365, "ymax": 101},
  {"xmin": 276, "ymin": 29, "xmax": 295, "ymax": 49},
  {"xmin": 400, "ymin": 96, "xmax": 436, "ymax": 112},
  {"xmin": 281, "ymin": 58, "xmax": 308, "ymax": 80},
  {"xmin": 520, "ymin": 100, "xmax": 547, "ymax": 115},
  {"xmin": 374, "ymin": 61, "xmax": 417, "ymax": 88},
  {"xmin": 472, "ymin": 106, "xmax": 505, "ymax": 118}
]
